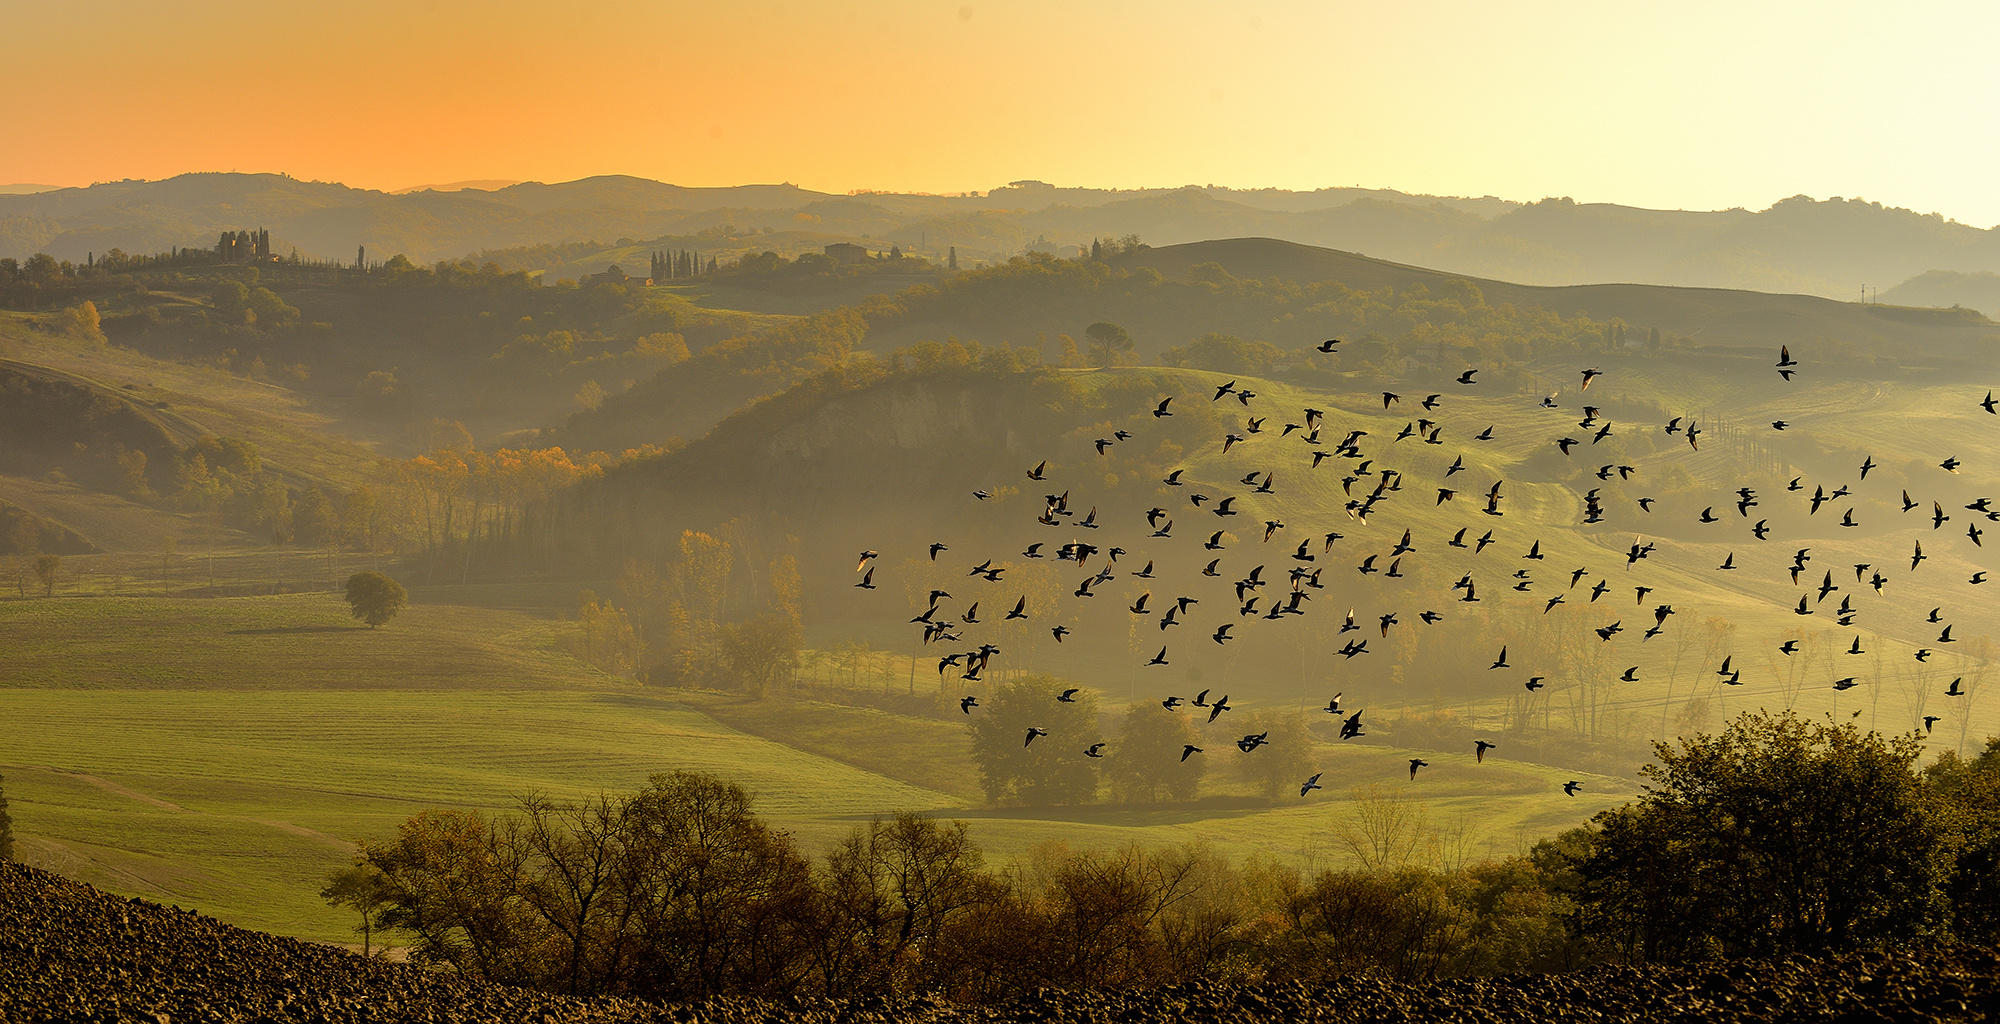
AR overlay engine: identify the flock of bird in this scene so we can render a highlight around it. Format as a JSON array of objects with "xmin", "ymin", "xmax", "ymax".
[{"xmin": 853, "ymin": 340, "xmax": 1997, "ymax": 799}]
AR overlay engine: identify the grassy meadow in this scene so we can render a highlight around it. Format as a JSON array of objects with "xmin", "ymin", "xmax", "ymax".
[{"xmin": 1, "ymin": 588, "xmax": 1636, "ymax": 946}]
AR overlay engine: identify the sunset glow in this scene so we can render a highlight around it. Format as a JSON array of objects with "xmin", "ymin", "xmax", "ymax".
[{"xmin": 6, "ymin": 0, "xmax": 1998, "ymax": 222}]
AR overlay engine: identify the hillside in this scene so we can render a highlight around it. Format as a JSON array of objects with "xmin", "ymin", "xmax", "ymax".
[
  {"xmin": 0, "ymin": 314, "xmax": 383, "ymax": 557},
  {"xmin": 11, "ymin": 173, "xmax": 2000, "ymax": 304},
  {"xmin": 1118, "ymin": 238, "xmax": 2000, "ymax": 355},
  {"xmin": 565, "ymin": 237, "xmax": 1998, "ymax": 454},
  {"xmin": 576, "ymin": 355, "xmax": 2000, "ymax": 769},
  {"xmin": 1887, "ymin": 270, "xmax": 2000, "ymax": 318}
]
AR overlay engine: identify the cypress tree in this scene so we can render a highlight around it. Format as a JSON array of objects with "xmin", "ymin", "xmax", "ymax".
[{"xmin": 948, "ymin": 246, "xmax": 958, "ymax": 270}]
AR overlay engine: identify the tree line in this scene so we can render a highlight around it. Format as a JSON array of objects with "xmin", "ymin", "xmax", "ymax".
[
  {"xmin": 329, "ymin": 709, "xmax": 2000, "ymax": 1001},
  {"xmin": 331, "ymin": 771, "xmax": 1588, "ymax": 1002}
]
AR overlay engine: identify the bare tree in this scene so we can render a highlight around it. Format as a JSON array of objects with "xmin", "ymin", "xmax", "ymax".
[{"xmin": 1331, "ymin": 784, "xmax": 1430, "ymax": 871}]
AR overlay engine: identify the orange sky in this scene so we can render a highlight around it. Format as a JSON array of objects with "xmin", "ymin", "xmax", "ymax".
[{"xmin": 7, "ymin": 0, "xmax": 2000, "ymax": 224}]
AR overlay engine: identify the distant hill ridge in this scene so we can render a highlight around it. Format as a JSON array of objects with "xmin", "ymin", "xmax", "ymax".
[
  {"xmin": 8, "ymin": 172, "xmax": 2000, "ymax": 307},
  {"xmin": 1118, "ymin": 238, "xmax": 1999, "ymax": 353}
]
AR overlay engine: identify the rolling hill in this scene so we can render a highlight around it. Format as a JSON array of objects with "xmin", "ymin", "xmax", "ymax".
[
  {"xmin": 1117, "ymin": 238, "xmax": 2000, "ymax": 356},
  {"xmin": 11, "ymin": 174, "xmax": 2000, "ymax": 305}
]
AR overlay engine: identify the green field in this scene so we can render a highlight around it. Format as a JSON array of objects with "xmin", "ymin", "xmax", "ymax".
[{"xmin": 0, "ymin": 593, "xmax": 1633, "ymax": 946}]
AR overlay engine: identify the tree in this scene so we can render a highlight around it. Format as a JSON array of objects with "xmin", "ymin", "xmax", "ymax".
[
  {"xmin": 32, "ymin": 554, "xmax": 59, "ymax": 597},
  {"xmin": 1057, "ymin": 334, "xmax": 1083, "ymax": 368},
  {"xmin": 115, "ymin": 448, "xmax": 151, "ymax": 499},
  {"xmin": 345, "ymin": 571, "xmax": 408, "ymax": 627},
  {"xmin": 1330, "ymin": 784, "xmax": 1432, "ymax": 871},
  {"xmin": 210, "ymin": 279, "xmax": 252, "ymax": 324},
  {"xmin": 1159, "ymin": 332, "xmax": 1284, "ymax": 375},
  {"xmin": 1084, "ymin": 321, "xmax": 1134, "ymax": 367},
  {"xmin": 1574, "ymin": 709, "xmax": 1946, "ymax": 961},
  {"xmin": 321, "ymin": 861, "xmax": 393, "ymax": 955},
  {"xmin": 1231, "ymin": 708, "xmax": 1313, "ymax": 800},
  {"xmin": 717, "ymin": 612, "xmax": 798, "ymax": 697},
  {"xmin": 0, "ymin": 772, "xmax": 13, "ymax": 862},
  {"xmin": 1921, "ymin": 738, "xmax": 2000, "ymax": 943},
  {"xmin": 618, "ymin": 771, "xmax": 818, "ymax": 1000},
  {"xmin": 569, "ymin": 590, "xmax": 642, "ymax": 678},
  {"xmin": 53, "ymin": 301, "xmax": 104, "ymax": 344},
  {"xmin": 363, "ymin": 808, "xmax": 540, "ymax": 982},
  {"xmin": 1106, "ymin": 704, "xmax": 1204, "ymax": 802},
  {"xmin": 812, "ymin": 812, "xmax": 991, "ymax": 996},
  {"xmin": 292, "ymin": 487, "xmax": 338, "ymax": 552},
  {"xmin": 967, "ymin": 676, "xmax": 1101, "ymax": 806}
]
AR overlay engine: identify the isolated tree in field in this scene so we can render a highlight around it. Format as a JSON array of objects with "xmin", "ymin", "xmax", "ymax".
[
  {"xmin": 345, "ymin": 570, "xmax": 408, "ymax": 627},
  {"xmin": 968, "ymin": 675, "xmax": 1101, "ymax": 805},
  {"xmin": 1084, "ymin": 321, "xmax": 1134, "ymax": 367},
  {"xmin": 33, "ymin": 554, "xmax": 59, "ymax": 597},
  {"xmin": 1107, "ymin": 704, "xmax": 1204, "ymax": 802},
  {"xmin": 1232, "ymin": 708, "xmax": 1314, "ymax": 800},
  {"xmin": 320, "ymin": 861, "xmax": 392, "ymax": 955}
]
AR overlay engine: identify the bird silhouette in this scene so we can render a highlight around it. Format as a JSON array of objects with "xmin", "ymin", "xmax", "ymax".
[
  {"xmin": 1024, "ymin": 728, "xmax": 1048, "ymax": 747},
  {"xmin": 1475, "ymin": 740, "xmax": 1496, "ymax": 763}
]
